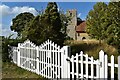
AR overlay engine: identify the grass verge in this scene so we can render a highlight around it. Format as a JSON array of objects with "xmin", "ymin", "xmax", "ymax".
[{"xmin": 2, "ymin": 62, "xmax": 46, "ymax": 79}]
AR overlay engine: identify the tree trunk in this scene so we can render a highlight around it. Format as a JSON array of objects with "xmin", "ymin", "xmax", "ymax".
[{"xmin": 99, "ymin": 38, "xmax": 102, "ymax": 45}]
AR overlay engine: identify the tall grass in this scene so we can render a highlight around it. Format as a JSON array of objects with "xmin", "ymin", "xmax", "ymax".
[{"xmin": 65, "ymin": 40, "xmax": 119, "ymax": 63}]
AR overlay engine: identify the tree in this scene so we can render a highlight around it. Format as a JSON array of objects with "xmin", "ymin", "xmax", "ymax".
[
  {"xmin": 104, "ymin": 2, "xmax": 120, "ymax": 48},
  {"xmin": 22, "ymin": 2, "xmax": 66, "ymax": 46},
  {"xmin": 10, "ymin": 12, "xmax": 35, "ymax": 36},
  {"xmin": 86, "ymin": 2, "xmax": 107, "ymax": 43}
]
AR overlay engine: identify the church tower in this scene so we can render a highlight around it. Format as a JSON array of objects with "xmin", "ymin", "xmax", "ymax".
[{"xmin": 66, "ymin": 9, "xmax": 77, "ymax": 40}]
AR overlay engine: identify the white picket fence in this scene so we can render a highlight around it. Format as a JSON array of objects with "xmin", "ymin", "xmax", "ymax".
[{"xmin": 10, "ymin": 39, "xmax": 120, "ymax": 79}]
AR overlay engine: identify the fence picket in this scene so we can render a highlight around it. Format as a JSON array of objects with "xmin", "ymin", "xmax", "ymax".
[
  {"xmin": 99, "ymin": 50, "xmax": 105, "ymax": 78},
  {"xmin": 52, "ymin": 42, "xmax": 54, "ymax": 78},
  {"xmin": 55, "ymin": 47, "xmax": 57, "ymax": 78},
  {"xmin": 118, "ymin": 56, "xmax": 120, "ymax": 80},
  {"xmin": 61, "ymin": 47, "xmax": 64, "ymax": 78},
  {"xmin": 44, "ymin": 49, "xmax": 45, "ymax": 77},
  {"xmin": 71, "ymin": 55, "xmax": 74, "ymax": 79},
  {"xmin": 91, "ymin": 57, "xmax": 94, "ymax": 79},
  {"xmin": 111, "ymin": 55, "xmax": 114, "ymax": 79},
  {"xmin": 85, "ymin": 54, "xmax": 88, "ymax": 79},
  {"xmin": 76, "ymin": 53, "xmax": 79, "ymax": 79},
  {"xmin": 96, "ymin": 59, "xmax": 100, "ymax": 78},
  {"xmin": 42, "ymin": 48, "xmax": 44, "ymax": 76},
  {"xmin": 105, "ymin": 55, "xmax": 108, "ymax": 78},
  {"xmin": 80, "ymin": 51, "xmax": 83, "ymax": 79},
  {"xmin": 39, "ymin": 48, "xmax": 41, "ymax": 75},
  {"xmin": 47, "ymin": 41, "xmax": 50, "ymax": 78},
  {"xmin": 17, "ymin": 43, "xmax": 20, "ymax": 66},
  {"xmin": 58, "ymin": 46, "xmax": 60, "ymax": 79}
]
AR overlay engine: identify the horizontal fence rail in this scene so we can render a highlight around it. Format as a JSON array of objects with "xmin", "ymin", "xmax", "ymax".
[{"xmin": 10, "ymin": 39, "xmax": 120, "ymax": 79}]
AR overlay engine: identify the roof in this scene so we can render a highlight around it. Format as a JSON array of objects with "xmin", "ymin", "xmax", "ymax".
[{"xmin": 76, "ymin": 21, "xmax": 86, "ymax": 33}]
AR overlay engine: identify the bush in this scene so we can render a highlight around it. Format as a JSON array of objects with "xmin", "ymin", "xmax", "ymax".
[
  {"xmin": 2, "ymin": 36, "xmax": 24, "ymax": 62},
  {"xmin": 2, "ymin": 37, "xmax": 11, "ymax": 62}
]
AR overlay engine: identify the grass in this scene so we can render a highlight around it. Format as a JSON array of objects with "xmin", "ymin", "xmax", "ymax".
[
  {"xmin": 2, "ymin": 62, "xmax": 47, "ymax": 79},
  {"xmin": 65, "ymin": 40, "xmax": 119, "ymax": 63}
]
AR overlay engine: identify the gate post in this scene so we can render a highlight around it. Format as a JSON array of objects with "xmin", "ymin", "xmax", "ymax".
[
  {"xmin": 62, "ymin": 46, "xmax": 71, "ymax": 78},
  {"xmin": 36, "ymin": 46, "xmax": 39, "ymax": 75},
  {"xmin": 118, "ymin": 56, "xmax": 120, "ymax": 80},
  {"xmin": 99, "ymin": 50, "xmax": 105, "ymax": 79},
  {"xmin": 17, "ymin": 43, "xmax": 20, "ymax": 66}
]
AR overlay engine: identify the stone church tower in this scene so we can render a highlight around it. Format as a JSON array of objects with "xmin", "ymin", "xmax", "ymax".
[{"xmin": 66, "ymin": 9, "xmax": 77, "ymax": 40}]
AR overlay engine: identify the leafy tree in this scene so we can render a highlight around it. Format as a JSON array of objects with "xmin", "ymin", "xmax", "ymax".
[
  {"xmin": 10, "ymin": 12, "xmax": 35, "ymax": 36},
  {"xmin": 104, "ymin": 2, "xmax": 120, "ymax": 49},
  {"xmin": 86, "ymin": 2, "xmax": 107, "ymax": 43},
  {"xmin": 22, "ymin": 2, "xmax": 66, "ymax": 46}
]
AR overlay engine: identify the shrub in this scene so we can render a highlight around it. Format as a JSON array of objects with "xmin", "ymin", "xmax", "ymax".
[{"xmin": 2, "ymin": 36, "xmax": 24, "ymax": 62}]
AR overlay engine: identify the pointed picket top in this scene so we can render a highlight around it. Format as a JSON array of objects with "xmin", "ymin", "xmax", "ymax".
[
  {"xmin": 85, "ymin": 54, "xmax": 88, "ymax": 57},
  {"xmin": 99, "ymin": 50, "xmax": 104, "ymax": 57},
  {"xmin": 76, "ymin": 53, "xmax": 78, "ymax": 56},
  {"xmin": 111, "ymin": 55, "xmax": 114, "ymax": 59},
  {"xmin": 23, "ymin": 39, "xmax": 31, "ymax": 44},
  {"xmin": 71, "ymin": 55, "xmax": 74, "ymax": 58},
  {"xmin": 18, "ymin": 43, "xmax": 21, "ymax": 47},
  {"xmin": 20, "ymin": 39, "xmax": 36, "ymax": 47},
  {"xmin": 99, "ymin": 50, "xmax": 104, "ymax": 54},
  {"xmin": 46, "ymin": 39, "xmax": 49, "ymax": 44},
  {"xmin": 49, "ymin": 40, "xmax": 52, "ymax": 44},
  {"xmin": 80, "ymin": 51, "xmax": 83, "ymax": 56},
  {"xmin": 39, "ymin": 39, "xmax": 61, "ymax": 50},
  {"xmin": 47, "ymin": 39, "xmax": 50, "ymax": 42},
  {"xmin": 91, "ymin": 56, "xmax": 94, "ymax": 60},
  {"xmin": 105, "ymin": 55, "xmax": 108, "ymax": 60},
  {"xmin": 26, "ymin": 39, "xmax": 30, "ymax": 42}
]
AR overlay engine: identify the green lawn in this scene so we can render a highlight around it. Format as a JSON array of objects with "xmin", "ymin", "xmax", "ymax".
[{"xmin": 2, "ymin": 62, "xmax": 47, "ymax": 79}]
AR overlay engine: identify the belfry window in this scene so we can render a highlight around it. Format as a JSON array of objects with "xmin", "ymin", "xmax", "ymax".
[{"xmin": 70, "ymin": 12, "xmax": 72, "ymax": 16}]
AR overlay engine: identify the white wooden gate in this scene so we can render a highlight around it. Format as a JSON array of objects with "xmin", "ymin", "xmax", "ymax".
[
  {"xmin": 18, "ymin": 40, "xmax": 37, "ymax": 73},
  {"xmin": 36, "ymin": 40, "xmax": 68, "ymax": 78},
  {"xmin": 13, "ymin": 39, "xmax": 70, "ymax": 79}
]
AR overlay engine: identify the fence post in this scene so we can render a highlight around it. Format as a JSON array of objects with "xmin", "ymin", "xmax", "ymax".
[
  {"xmin": 118, "ymin": 56, "xmax": 120, "ymax": 80},
  {"xmin": 36, "ymin": 46, "xmax": 39, "ymax": 75},
  {"xmin": 99, "ymin": 50, "xmax": 105, "ymax": 79},
  {"xmin": 17, "ymin": 43, "xmax": 20, "ymax": 66},
  {"xmin": 62, "ymin": 46, "xmax": 71, "ymax": 78}
]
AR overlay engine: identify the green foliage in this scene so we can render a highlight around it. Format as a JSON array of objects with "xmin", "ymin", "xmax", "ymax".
[
  {"xmin": 2, "ymin": 35, "xmax": 24, "ymax": 62},
  {"xmin": 2, "ymin": 36, "xmax": 10, "ymax": 62},
  {"xmin": 22, "ymin": 2, "xmax": 67, "ymax": 46},
  {"xmin": 104, "ymin": 2, "xmax": 120, "ymax": 47},
  {"xmin": 86, "ymin": 2, "xmax": 107, "ymax": 42},
  {"xmin": 10, "ymin": 12, "xmax": 35, "ymax": 36}
]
